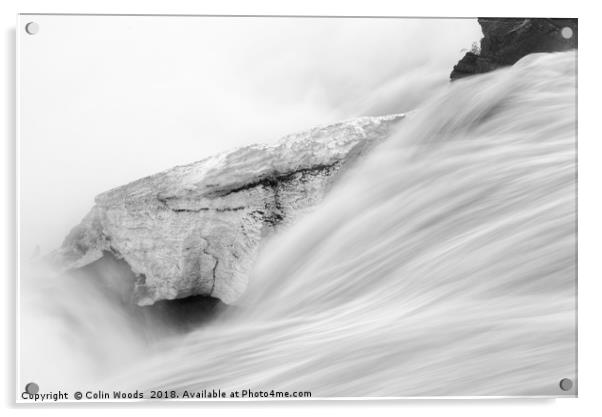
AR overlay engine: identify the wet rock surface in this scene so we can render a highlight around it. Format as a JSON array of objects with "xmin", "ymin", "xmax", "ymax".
[{"xmin": 451, "ymin": 18, "xmax": 577, "ymax": 80}]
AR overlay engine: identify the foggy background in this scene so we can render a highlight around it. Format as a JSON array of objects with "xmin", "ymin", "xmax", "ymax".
[{"xmin": 19, "ymin": 16, "xmax": 481, "ymax": 255}]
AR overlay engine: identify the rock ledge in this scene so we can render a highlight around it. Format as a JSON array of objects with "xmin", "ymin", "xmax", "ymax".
[{"xmin": 55, "ymin": 114, "xmax": 404, "ymax": 305}]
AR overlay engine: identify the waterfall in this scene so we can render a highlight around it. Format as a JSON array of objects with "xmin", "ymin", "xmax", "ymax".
[{"xmin": 20, "ymin": 51, "xmax": 576, "ymax": 397}]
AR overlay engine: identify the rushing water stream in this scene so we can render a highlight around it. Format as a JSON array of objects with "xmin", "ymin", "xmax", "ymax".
[{"xmin": 20, "ymin": 51, "xmax": 576, "ymax": 398}]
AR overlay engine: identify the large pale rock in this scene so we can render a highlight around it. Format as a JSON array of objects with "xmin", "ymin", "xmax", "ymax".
[{"xmin": 55, "ymin": 115, "xmax": 404, "ymax": 305}]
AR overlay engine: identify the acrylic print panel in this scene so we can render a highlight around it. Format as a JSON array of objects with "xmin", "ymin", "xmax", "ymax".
[{"xmin": 17, "ymin": 14, "xmax": 577, "ymax": 401}]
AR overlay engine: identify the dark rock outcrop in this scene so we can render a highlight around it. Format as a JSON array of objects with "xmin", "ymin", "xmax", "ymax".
[{"xmin": 450, "ymin": 18, "xmax": 577, "ymax": 80}]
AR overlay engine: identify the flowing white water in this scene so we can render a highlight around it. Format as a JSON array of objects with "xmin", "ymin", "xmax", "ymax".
[{"xmin": 20, "ymin": 51, "xmax": 576, "ymax": 397}]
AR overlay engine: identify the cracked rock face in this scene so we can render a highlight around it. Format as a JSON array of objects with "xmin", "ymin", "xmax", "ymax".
[{"xmin": 55, "ymin": 115, "xmax": 404, "ymax": 305}]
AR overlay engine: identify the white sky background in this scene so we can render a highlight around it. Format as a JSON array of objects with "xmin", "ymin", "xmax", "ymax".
[{"xmin": 19, "ymin": 16, "xmax": 481, "ymax": 255}]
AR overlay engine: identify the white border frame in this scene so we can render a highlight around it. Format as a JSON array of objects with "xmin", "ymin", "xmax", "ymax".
[{"xmin": 3, "ymin": 1, "xmax": 600, "ymax": 416}]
